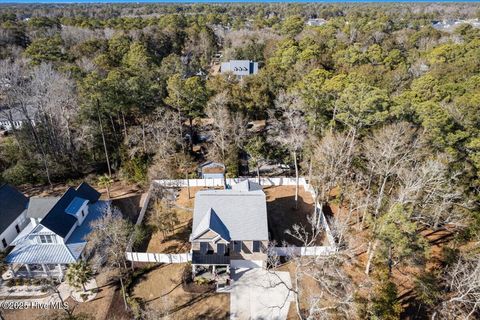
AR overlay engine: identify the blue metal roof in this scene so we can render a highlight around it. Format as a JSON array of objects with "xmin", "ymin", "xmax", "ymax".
[
  {"xmin": 6, "ymin": 200, "xmax": 108, "ymax": 265},
  {"xmin": 65, "ymin": 197, "xmax": 88, "ymax": 215},
  {"xmin": 76, "ymin": 182, "xmax": 101, "ymax": 203},
  {"xmin": 39, "ymin": 183, "xmax": 100, "ymax": 239},
  {"xmin": 0, "ymin": 184, "xmax": 28, "ymax": 234},
  {"xmin": 40, "ymin": 188, "xmax": 79, "ymax": 239}
]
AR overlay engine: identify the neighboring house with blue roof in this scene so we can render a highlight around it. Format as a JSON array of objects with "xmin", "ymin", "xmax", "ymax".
[
  {"xmin": 190, "ymin": 180, "xmax": 269, "ymax": 274},
  {"xmin": 220, "ymin": 60, "xmax": 259, "ymax": 79},
  {"xmin": 0, "ymin": 184, "xmax": 29, "ymax": 251},
  {"xmin": 4, "ymin": 182, "xmax": 104, "ymax": 280}
]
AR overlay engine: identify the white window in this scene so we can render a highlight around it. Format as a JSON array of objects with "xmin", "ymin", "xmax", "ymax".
[{"xmin": 39, "ymin": 235, "xmax": 54, "ymax": 244}]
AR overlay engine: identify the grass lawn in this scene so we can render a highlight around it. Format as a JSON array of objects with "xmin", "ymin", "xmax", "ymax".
[{"xmin": 131, "ymin": 263, "xmax": 229, "ymax": 320}]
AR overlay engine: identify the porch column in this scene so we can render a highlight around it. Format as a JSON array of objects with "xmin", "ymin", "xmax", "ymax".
[
  {"xmin": 192, "ymin": 264, "xmax": 196, "ymax": 275},
  {"xmin": 41, "ymin": 264, "xmax": 48, "ymax": 276},
  {"xmin": 57, "ymin": 264, "xmax": 64, "ymax": 278},
  {"xmin": 9, "ymin": 265, "xmax": 15, "ymax": 277},
  {"xmin": 212, "ymin": 265, "xmax": 216, "ymax": 275},
  {"xmin": 25, "ymin": 264, "xmax": 31, "ymax": 277},
  {"xmin": 226, "ymin": 265, "xmax": 230, "ymax": 274}
]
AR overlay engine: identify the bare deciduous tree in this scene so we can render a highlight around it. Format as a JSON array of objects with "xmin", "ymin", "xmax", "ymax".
[{"xmin": 268, "ymin": 90, "xmax": 307, "ymax": 206}]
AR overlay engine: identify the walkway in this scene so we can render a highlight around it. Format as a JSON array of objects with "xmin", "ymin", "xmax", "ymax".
[{"xmin": 230, "ymin": 268, "xmax": 295, "ymax": 320}]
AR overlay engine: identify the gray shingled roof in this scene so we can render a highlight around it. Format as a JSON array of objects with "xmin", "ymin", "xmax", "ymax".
[
  {"xmin": 191, "ymin": 208, "xmax": 230, "ymax": 241},
  {"xmin": 231, "ymin": 180, "xmax": 262, "ymax": 192},
  {"xmin": 192, "ymin": 189, "xmax": 268, "ymax": 241},
  {"xmin": 0, "ymin": 184, "xmax": 28, "ymax": 234},
  {"xmin": 26, "ymin": 197, "xmax": 60, "ymax": 219}
]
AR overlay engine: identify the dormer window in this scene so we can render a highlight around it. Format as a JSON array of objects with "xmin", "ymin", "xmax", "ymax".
[{"xmin": 39, "ymin": 234, "xmax": 54, "ymax": 244}]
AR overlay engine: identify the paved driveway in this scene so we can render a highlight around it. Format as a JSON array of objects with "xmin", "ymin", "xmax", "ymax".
[{"xmin": 230, "ymin": 268, "xmax": 295, "ymax": 320}]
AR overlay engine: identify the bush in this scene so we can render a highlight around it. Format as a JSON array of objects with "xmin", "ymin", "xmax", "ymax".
[
  {"xmin": 6, "ymin": 279, "xmax": 15, "ymax": 287},
  {"xmin": 80, "ymin": 293, "xmax": 89, "ymax": 301},
  {"xmin": 194, "ymin": 276, "xmax": 210, "ymax": 285}
]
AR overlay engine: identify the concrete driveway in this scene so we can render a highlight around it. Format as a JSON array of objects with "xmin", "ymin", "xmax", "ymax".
[{"xmin": 230, "ymin": 268, "xmax": 295, "ymax": 320}]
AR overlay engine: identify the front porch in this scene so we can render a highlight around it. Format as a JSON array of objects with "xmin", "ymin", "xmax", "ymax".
[
  {"xmin": 3, "ymin": 263, "xmax": 66, "ymax": 280},
  {"xmin": 192, "ymin": 264, "xmax": 231, "ymax": 291}
]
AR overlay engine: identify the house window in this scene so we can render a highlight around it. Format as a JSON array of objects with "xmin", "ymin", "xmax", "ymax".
[
  {"xmin": 233, "ymin": 241, "xmax": 242, "ymax": 253},
  {"xmin": 81, "ymin": 210, "xmax": 85, "ymax": 217},
  {"xmin": 39, "ymin": 235, "xmax": 54, "ymax": 244},
  {"xmin": 200, "ymin": 242, "xmax": 208, "ymax": 254},
  {"xmin": 217, "ymin": 243, "xmax": 226, "ymax": 255},
  {"xmin": 2, "ymin": 239, "xmax": 7, "ymax": 248},
  {"xmin": 15, "ymin": 224, "xmax": 20, "ymax": 234},
  {"xmin": 253, "ymin": 241, "xmax": 261, "ymax": 253}
]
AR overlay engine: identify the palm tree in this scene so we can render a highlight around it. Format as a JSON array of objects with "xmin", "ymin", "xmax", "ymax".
[
  {"xmin": 98, "ymin": 174, "xmax": 114, "ymax": 199},
  {"xmin": 65, "ymin": 260, "xmax": 94, "ymax": 293}
]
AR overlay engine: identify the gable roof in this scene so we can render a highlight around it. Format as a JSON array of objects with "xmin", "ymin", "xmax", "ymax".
[
  {"xmin": 39, "ymin": 182, "xmax": 99, "ymax": 239},
  {"xmin": 26, "ymin": 197, "xmax": 60, "ymax": 219},
  {"xmin": 0, "ymin": 184, "xmax": 28, "ymax": 234},
  {"xmin": 191, "ymin": 208, "xmax": 230, "ymax": 241},
  {"xmin": 39, "ymin": 188, "xmax": 79, "ymax": 239},
  {"xmin": 192, "ymin": 188, "xmax": 268, "ymax": 241},
  {"xmin": 76, "ymin": 182, "xmax": 101, "ymax": 203}
]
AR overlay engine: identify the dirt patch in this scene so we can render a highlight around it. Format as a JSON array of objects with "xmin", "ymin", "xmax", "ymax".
[
  {"xmin": 264, "ymin": 186, "xmax": 325, "ymax": 246},
  {"xmin": 132, "ymin": 263, "xmax": 229, "ymax": 319},
  {"xmin": 112, "ymin": 194, "xmax": 143, "ymax": 224},
  {"xmin": 141, "ymin": 187, "xmax": 220, "ymax": 254}
]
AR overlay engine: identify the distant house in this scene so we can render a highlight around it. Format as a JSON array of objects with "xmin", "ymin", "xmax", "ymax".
[
  {"xmin": 220, "ymin": 60, "xmax": 259, "ymax": 79},
  {"xmin": 0, "ymin": 108, "xmax": 36, "ymax": 132},
  {"xmin": 0, "ymin": 184, "xmax": 29, "ymax": 251},
  {"xmin": 306, "ymin": 18, "xmax": 327, "ymax": 27},
  {"xmin": 4, "ymin": 183, "xmax": 105, "ymax": 280},
  {"xmin": 190, "ymin": 180, "xmax": 269, "ymax": 274},
  {"xmin": 199, "ymin": 161, "xmax": 226, "ymax": 179}
]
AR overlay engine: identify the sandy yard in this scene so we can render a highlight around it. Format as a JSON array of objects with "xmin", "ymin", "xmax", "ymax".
[
  {"xmin": 142, "ymin": 185, "xmax": 323, "ymax": 253},
  {"xmin": 132, "ymin": 263, "xmax": 229, "ymax": 320},
  {"xmin": 263, "ymin": 185, "xmax": 327, "ymax": 246}
]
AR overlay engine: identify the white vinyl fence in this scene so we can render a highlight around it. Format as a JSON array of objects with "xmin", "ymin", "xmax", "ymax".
[
  {"xmin": 272, "ymin": 246, "xmax": 337, "ymax": 257},
  {"xmin": 153, "ymin": 177, "xmax": 306, "ymax": 188},
  {"xmin": 126, "ymin": 252, "xmax": 191, "ymax": 263},
  {"xmin": 126, "ymin": 176, "xmax": 337, "ymax": 262}
]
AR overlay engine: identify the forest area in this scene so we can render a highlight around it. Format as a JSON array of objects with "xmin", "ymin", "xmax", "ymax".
[{"xmin": 0, "ymin": 2, "xmax": 480, "ymax": 319}]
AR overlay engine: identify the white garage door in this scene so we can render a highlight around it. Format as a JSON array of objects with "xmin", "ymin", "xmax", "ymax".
[{"xmin": 230, "ymin": 260, "xmax": 263, "ymax": 269}]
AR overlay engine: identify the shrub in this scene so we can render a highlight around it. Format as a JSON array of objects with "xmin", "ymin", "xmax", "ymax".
[
  {"xmin": 80, "ymin": 293, "xmax": 89, "ymax": 301},
  {"xmin": 6, "ymin": 279, "xmax": 15, "ymax": 287},
  {"xmin": 194, "ymin": 276, "xmax": 210, "ymax": 285}
]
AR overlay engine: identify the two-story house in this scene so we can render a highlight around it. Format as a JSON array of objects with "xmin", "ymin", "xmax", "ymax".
[
  {"xmin": 190, "ymin": 180, "xmax": 269, "ymax": 276},
  {"xmin": 220, "ymin": 60, "xmax": 259, "ymax": 79},
  {"xmin": 0, "ymin": 184, "xmax": 29, "ymax": 251},
  {"xmin": 4, "ymin": 183, "xmax": 103, "ymax": 280}
]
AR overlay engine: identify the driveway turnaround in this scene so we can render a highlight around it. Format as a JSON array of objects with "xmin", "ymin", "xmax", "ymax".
[{"xmin": 230, "ymin": 268, "xmax": 295, "ymax": 320}]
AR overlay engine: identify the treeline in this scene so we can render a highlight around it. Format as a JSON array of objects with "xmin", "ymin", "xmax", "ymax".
[{"xmin": 1, "ymin": 3, "xmax": 480, "ymax": 319}]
